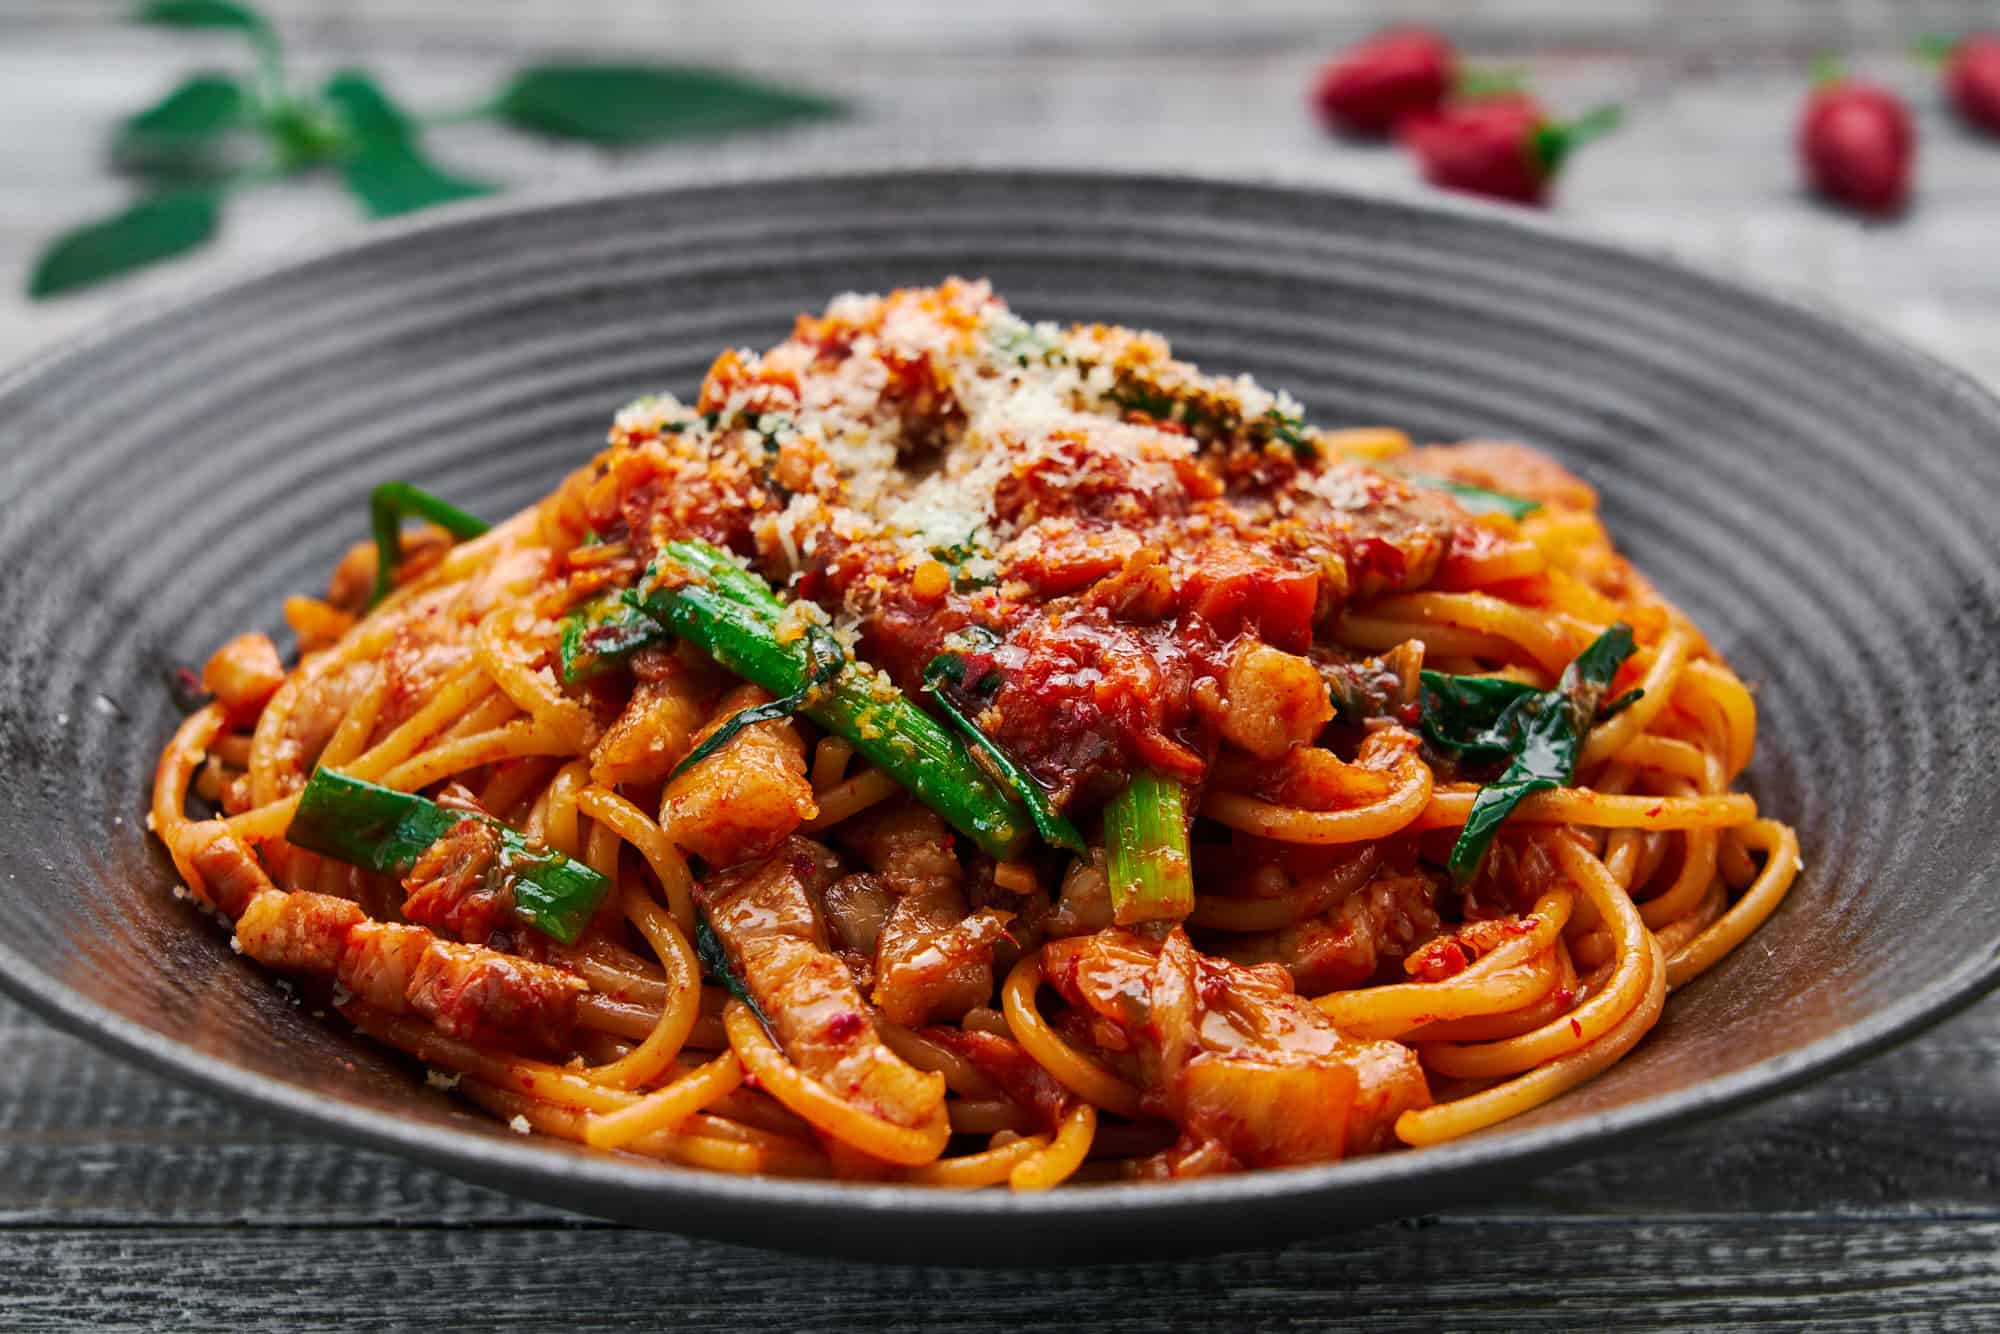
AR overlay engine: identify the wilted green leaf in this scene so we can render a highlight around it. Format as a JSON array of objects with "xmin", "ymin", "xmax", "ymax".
[
  {"xmin": 29, "ymin": 190, "xmax": 220, "ymax": 298},
  {"xmin": 113, "ymin": 72, "xmax": 246, "ymax": 178},
  {"xmin": 135, "ymin": 1, "xmax": 282, "ymax": 81},
  {"xmin": 323, "ymin": 71, "xmax": 492, "ymax": 217},
  {"xmin": 133, "ymin": 0, "xmax": 270, "ymax": 36},
  {"xmin": 322, "ymin": 69, "xmax": 411, "ymax": 142},
  {"xmin": 494, "ymin": 64, "xmax": 844, "ymax": 146}
]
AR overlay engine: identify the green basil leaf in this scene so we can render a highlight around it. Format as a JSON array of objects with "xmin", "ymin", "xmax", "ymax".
[
  {"xmin": 1563, "ymin": 621, "xmax": 1636, "ymax": 697},
  {"xmin": 1404, "ymin": 471, "xmax": 1540, "ymax": 520},
  {"xmin": 494, "ymin": 64, "xmax": 844, "ymax": 146},
  {"xmin": 1441, "ymin": 623, "xmax": 1638, "ymax": 884},
  {"xmin": 114, "ymin": 73, "xmax": 246, "ymax": 170},
  {"xmin": 1446, "ymin": 694, "xmax": 1571, "ymax": 883},
  {"xmin": 1418, "ymin": 670, "xmax": 1539, "ymax": 756},
  {"xmin": 338, "ymin": 135, "xmax": 490, "ymax": 217},
  {"xmin": 28, "ymin": 189, "xmax": 220, "ymax": 299},
  {"xmin": 323, "ymin": 71, "xmax": 491, "ymax": 218}
]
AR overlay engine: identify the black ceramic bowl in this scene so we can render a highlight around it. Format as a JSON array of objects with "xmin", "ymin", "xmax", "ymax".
[{"xmin": 2, "ymin": 169, "xmax": 1997, "ymax": 1265}]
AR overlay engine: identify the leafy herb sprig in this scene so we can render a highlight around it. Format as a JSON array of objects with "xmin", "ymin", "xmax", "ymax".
[
  {"xmin": 1419, "ymin": 624, "xmax": 1639, "ymax": 884},
  {"xmin": 30, "ymin": 1, "xmax": 845, "ymax": 298},
  {"xmin": 1403, "ymin": 472, "xmax": 1541, "ymax": 521}
]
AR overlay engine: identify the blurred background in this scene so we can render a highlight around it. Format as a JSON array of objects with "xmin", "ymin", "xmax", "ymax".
[{"xmin": 2, "ymin": 0, "xmax": 1997, "ymax": 384}]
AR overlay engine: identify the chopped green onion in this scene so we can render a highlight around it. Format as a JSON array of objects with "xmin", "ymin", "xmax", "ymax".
[
  {"xmin": 558, "ymin": 590, "xmax": 667, "ymax": 684},
  {"xmin": 631, "ymin": 540, "xmax": 1033, "ymax": 861},
  {"xmin": 1102, "ymin": 771, "xmax": 1195, "ymax": 925},
  {"xmin": 285, "ymin": 767, "xmax": 610, "ymax": 945},
  {"xmin": 367, "ymin": 481, "xmax": 489, "ymax": 606},
  {"xmin": 922, "ymin": 654, "xmax": 1085, "ymax": 854}
]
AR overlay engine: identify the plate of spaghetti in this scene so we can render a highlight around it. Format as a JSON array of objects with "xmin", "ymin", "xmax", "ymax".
[{"xmin": 2, "ymin": 170, "xmax": 1997, "ymax": 1263}]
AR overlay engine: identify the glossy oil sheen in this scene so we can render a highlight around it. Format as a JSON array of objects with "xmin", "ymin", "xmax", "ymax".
[{"xmin": 1, "ymin": 169, "xmax": 1996, "ymax": 1265}]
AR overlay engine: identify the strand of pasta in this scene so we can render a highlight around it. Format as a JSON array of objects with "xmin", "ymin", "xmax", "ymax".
[
  {"xmin": 1674, "ymin": 659, "xmax": 1757, "ymax": 779},
  {"xmin": 583, "ymin": 819, "xmax": 622, "ymax": 884},
  {"xmin": 902, "ymin": 1132, "xmax": 1050, "ymax": 1188},
  {"xmin": 1404, "ymin": 941, "xmax": 1581, "ymax": 1043},
  {"xmin": 474, "ymin": 603, "xmax": 594, "ymax": 753},
  {"xmin": 810, "ymin": 736, "xmax": 854, "ymax": 792},
  {"xmin": 1419, "ymin": 839, "xmax": 1653, "ymax": 1080},
  {"xmin": 1314, "ymin": 890, "xmax": 1572, "ymax": 1039},
  {"xmin": 317, "ymin": 666, "xmax": 391, "ymax": 769},
  {"xmin": 373, "ymin": 716, "xmax": 568, "ymax": 793},
  {"xmin": 1411, "ymin": 785, "xmax": 1754, "ymax": 832},
  {"xmin": 1665, "ymin": 819, "xmax": 1801, "ymax": 988},
  {"xmin": 1187, "ymin": 848, "xmax": 1381, "ymax": 932},
  {"xmin": 1607, "ymin": 734, "xmax": 1712, "ymax": 789},
  {"xmin": 584, "ymin": 888, "xmax": 700, "ymax": 1089},
  {"xmin": 1537, "ymin": 567, "xmax": 1624, "ymax": 628},
  {"xmin": 476, "ymin": 756, "xmax": 560, "ymax": 823},
  {"xmin": 1008, "ymin": 1101, "xmax": 1097, "ymax": 1191},
  {"xmin": 344, "ymin": 1002, "xmax": 634, "ymax": 1112},
  {"xmin": 341, "ymin": 660, "xmax": 494, "ymax": 783},
  {"xmin": 1653, "ymin": 878, "xmax": 1728, "ymax": 963},
  {"xmin": 1201, "ymin": 747, "xmax": 1432, "ymax": 845},
  {"xmin": 1636, "ymin": 802, "xmax": 1720, "ymax": 931},
  {"xmin": 878, "ymin": 1023, "xmax": 1005, "ymax": 1100},
  {"xmin": 1578, "ymin": 628, "xmax": 1689, "ymax": 770},
  {"xmin": 576, "ymin": 785, "xmax": 697, "ymax": 932},
  {"xmin": 1349, "ymin": 592, "xmax": 1593, "ymax": 674},
  {"xmin": 1395, "ymin": 933, "xmax": 1668, "ymax": 1147},
  {"xmin": 801, "ymin": 768, "xmax": 903, "ymax": 832},
  {"xmin": 583, "ymin": 1049, "xmax": 743, "ymax": 1150},
  {"xmin": 567, "ymin": 938, "xmax": 667, "ymax": 1005},
  {"xmin": 244, "ymin": 680, "xmax": 304, "ymax": 811},
  {"xmin": 434, "ymin": 689, "xmax": 522, "ymax": 743},
  {"xmin": 540, "ymin": 759, "xmax": 589, "ymax": 859},
  {"xmin": 1000, "ymin": 955, "xmax": 1145, "ymax": 1118},
  {"xmin": 576, "ymin": 994, "xmax": 661, "ymax": 1041},
  {"xmin": 151, "ymin": 704, "xmax": 226, "ymax": 884},
  {"xmin": 460, "ymin": 1075, "xmax": 828, "ymax": 1178}
]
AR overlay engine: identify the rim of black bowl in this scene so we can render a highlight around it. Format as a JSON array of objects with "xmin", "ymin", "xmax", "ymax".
[{"xmin": 3, "ymin": 162, "xmax": 1998, "ymax": 1243}]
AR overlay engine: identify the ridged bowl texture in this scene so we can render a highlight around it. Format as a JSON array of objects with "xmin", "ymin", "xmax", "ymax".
[{"xmin": 2, "ymin": 170, "xmax": 1997, "ymax": 1264}]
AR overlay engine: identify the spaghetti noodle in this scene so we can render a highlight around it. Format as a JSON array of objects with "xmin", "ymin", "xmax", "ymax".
[{"xmin": 151, "ymin": 281, "xmax": 1798, "ymax": 1187}]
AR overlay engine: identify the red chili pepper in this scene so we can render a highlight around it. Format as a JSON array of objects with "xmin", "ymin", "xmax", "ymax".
[
  {"xmin": 1942, "ymin": 33, "xmax": 2000, "ymax": 135},
  {"xmin": 1399, "ymin": 95, "xmax": 1621, "ymax": 206},
  {"xmin": 1798, "ymin": 62, "xmax": 1914, "ymax": 217},
  {"xmin": 1311, "ymin": 27, "xmax": 1456, "ymax": 136}
]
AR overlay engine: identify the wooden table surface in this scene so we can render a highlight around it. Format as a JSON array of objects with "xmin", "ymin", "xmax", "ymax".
[{"xmin": 3, "ymin": 5, "xmax": 1999, "ymax": 1329}]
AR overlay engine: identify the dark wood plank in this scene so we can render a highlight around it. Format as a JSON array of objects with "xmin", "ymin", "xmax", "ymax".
[
  {"xmin": 7, "ymin": 988, "xmax": 2000, "ymax": 1225},
  {"xmin": 4, "ymin": 1216, "xmax": 1998, "ymax": 1333}
]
